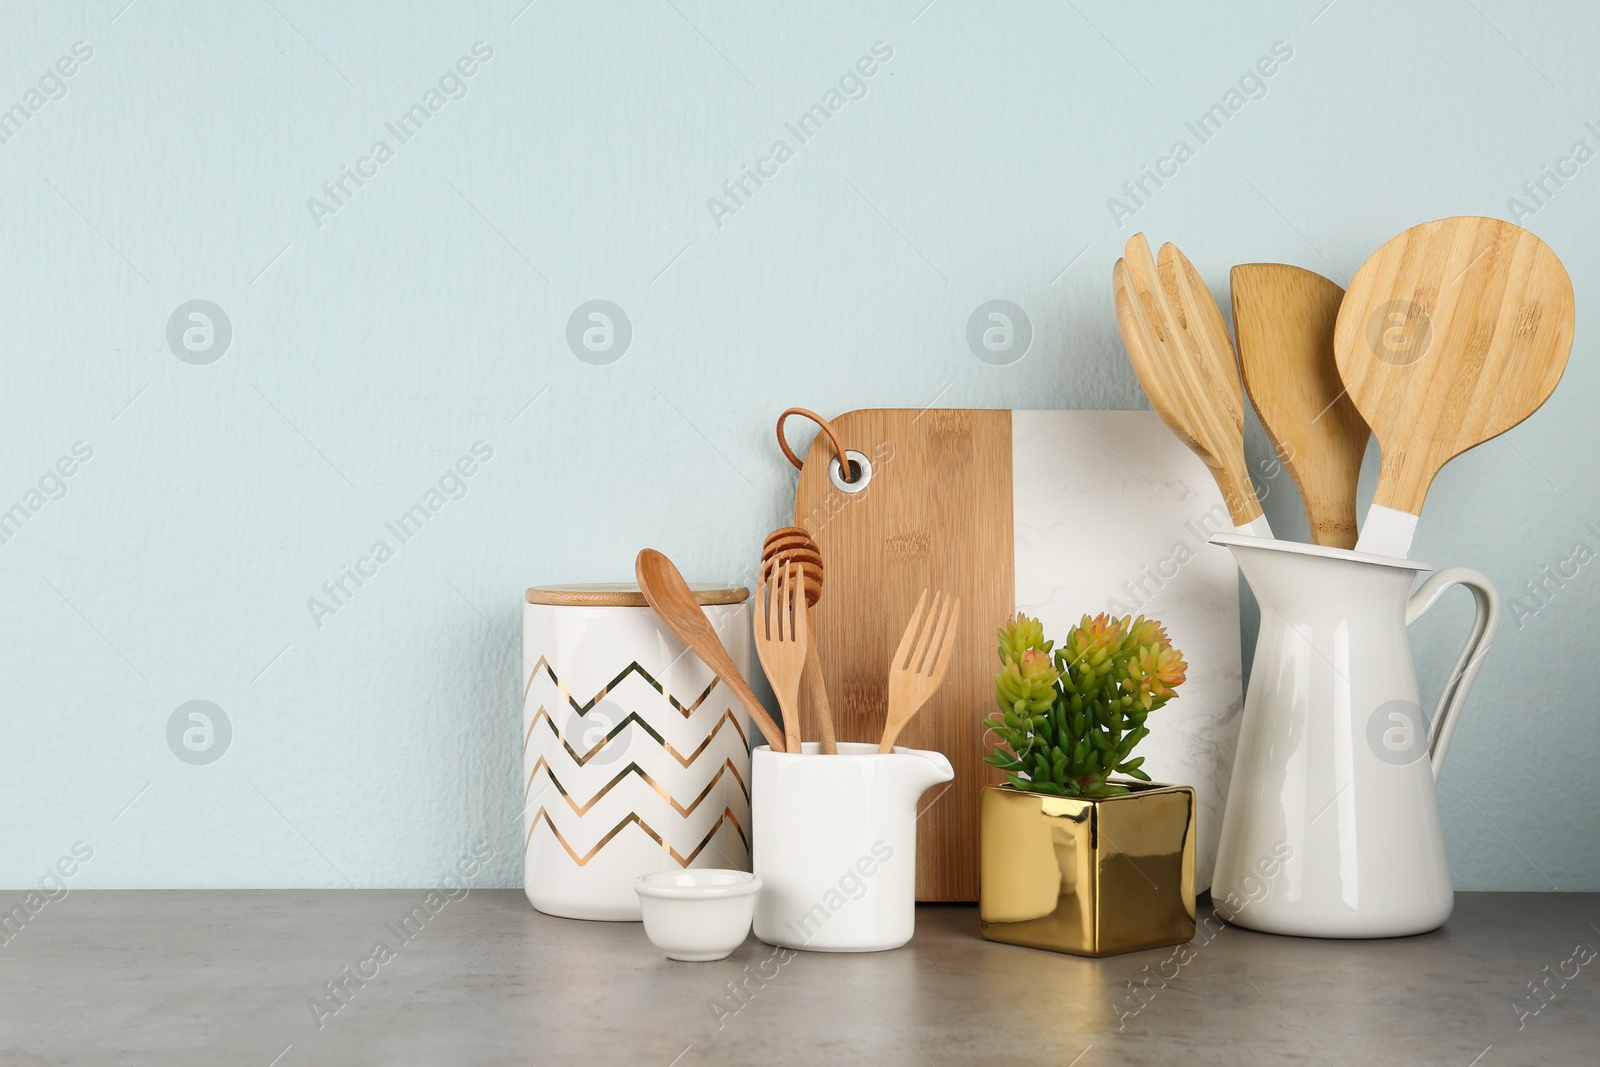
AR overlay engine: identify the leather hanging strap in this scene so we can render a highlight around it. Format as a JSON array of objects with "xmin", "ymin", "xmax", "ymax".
[{"xmin": 775, "ymin": 407, "xmax": 853, "ymax": 482}]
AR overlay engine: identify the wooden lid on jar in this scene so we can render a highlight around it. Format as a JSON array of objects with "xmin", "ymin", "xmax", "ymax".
[{"xmin": 524, "ymin": 582, "xmax": 749, "ymax": 607}]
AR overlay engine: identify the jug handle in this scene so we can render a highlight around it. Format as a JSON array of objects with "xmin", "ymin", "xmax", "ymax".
[{"xmin": 1405, "ymin": 567, "xmax": 1501, "ymax": 781}]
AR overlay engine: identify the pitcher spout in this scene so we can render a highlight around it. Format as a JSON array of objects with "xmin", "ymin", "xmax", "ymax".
[{"xmin": 888, "ymin": 746, "xmax": 955, "ymax": 795}]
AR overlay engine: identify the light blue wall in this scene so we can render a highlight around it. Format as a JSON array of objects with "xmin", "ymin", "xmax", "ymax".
[{"xmin": 2, "ymin": 0, "xmax": 1594, "ymax": 890}]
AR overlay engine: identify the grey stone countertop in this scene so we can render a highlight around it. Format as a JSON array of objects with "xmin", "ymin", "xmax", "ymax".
[{"xmin": 2, "ymin": 890, "xmax": 1596, "ymax": 1066}]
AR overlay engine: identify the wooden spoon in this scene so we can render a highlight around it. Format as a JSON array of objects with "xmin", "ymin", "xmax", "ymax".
[
  {"xmin": 635, "ymin": 548, "xmax": 785, "ymax": 751},
  {"xmin": 1114, "ymin": 233, "xmax": 1271, "ymax": 536},
  {"xmin": 1231, "ymin": 264, "xmax": 1369, "ymax": 549},
  {"xmin": 1333, "ymin": 217, "xmax": 1574, "ymax": 557},
  {"xmin": 761, "ymin": 527, "xmax": 837, "ymax": 754}
]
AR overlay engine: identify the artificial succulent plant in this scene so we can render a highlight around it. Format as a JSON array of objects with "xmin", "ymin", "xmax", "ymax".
[{"xmin": 985, "ymin": 612, "xmax": 1187, "ymax": 797}]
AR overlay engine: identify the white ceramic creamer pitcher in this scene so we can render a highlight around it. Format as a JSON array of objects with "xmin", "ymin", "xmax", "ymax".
[
  {"xmin": 1209, "ymin": 534, "xmax": 1501, "ymax": 938},
  {"xmin": 752, "ymin": 742, "xmax": 953, "ymax": 952}
]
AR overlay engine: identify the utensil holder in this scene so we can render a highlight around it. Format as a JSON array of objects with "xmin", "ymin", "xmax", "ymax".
[
  {"xmin": 522, "ymin": 583, "xmax": 752, "ymax": 921},
  {"xmin": 751, "ymin": 742, "xmax": 952, "ymax": 952},
  {"xmin": 1210, "ymin": 534, "xmax": 1499, "ymax": 937}
]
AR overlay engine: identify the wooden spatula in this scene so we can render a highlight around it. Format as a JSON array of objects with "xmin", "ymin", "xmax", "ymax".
[
  {"xmin": 1231, "ymin": 264, "xmax": 1369, "ymax": 549},
  {"xmin": 1114, "ymin": 233, "xmax": 1272, "ymax": 537},
  {"xmin": 1333, "ymin": 217, "xmax": 1574, "ymax": 557}
]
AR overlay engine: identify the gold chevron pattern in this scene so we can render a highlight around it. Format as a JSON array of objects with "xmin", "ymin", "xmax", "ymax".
[
  {"xmin": 522, "ymin": 652, "xmax": 753, "ymax": 873},
  {"xmin": 522, "ymin": 706, "xmax": 749, "ymax": 767},
  {"xmin": 524, "ymin": 807, "xmax": 749, "ymax": 867},
  {"xmin": 521, "ymin": 656, "xmax": 723, "ymax": 720},
  {"xmin": 525, "ymin": 756, "xmax": 748, "ymax": 817}
]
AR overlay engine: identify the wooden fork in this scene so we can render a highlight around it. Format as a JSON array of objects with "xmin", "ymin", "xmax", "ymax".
[
  {"xmin": 879, "ymin": 590, "xmax": 961, "ymax": 753},
  {"xmin": 1113, "ymin": 234, "xmax": 1270, "ymax": 537},
  {"xmin": 753, "ymin": 561, "xmax": 808, "ymax": 754}
]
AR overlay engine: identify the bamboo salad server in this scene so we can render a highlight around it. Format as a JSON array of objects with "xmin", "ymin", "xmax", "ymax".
[
  {"xmin": 1114, "ymin": 233, "xmax": 1273, "ymax": 537},
  {"xmin": 1333, "ymin": 217, "xmax": 1574, "ymax": 558},
  {"xmin": 1231, "ymin": 263, "xmax": 1369, "ymax": 549}
]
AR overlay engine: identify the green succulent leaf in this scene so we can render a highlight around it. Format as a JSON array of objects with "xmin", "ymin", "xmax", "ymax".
[{"xmin": 989, "ymin": 612, "xmax": 1186, "ymax": 796}]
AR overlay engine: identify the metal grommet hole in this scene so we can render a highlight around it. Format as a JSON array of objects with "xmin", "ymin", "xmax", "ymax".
[{"xmin": 829, "ymin": 450, "xmax": 872, "ymax": 494}]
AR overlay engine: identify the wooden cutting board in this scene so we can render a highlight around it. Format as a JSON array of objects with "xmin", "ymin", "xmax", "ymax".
[{"xmin": 793, "ymin": 409, "xmax": 1242, "ymax": 901}]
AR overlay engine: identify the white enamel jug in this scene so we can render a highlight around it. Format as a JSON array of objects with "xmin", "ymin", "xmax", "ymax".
[{"xmin": 1210, "ymin": 534, "xmax": 1500, "ymax": 938}]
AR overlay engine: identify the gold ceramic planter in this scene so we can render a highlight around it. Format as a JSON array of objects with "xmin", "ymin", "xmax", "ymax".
[{"xmin": 979, "ymin": 782, "xmax": 1196, "ymax": 957}]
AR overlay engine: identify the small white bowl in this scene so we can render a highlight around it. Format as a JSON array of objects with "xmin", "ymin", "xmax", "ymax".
[{"xmin": 634, "ymin": 869, "xmax": 760, "ymax": 962}]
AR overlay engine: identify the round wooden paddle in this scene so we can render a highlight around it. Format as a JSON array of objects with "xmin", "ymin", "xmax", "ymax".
[
  {"xmin": 1333, "ymin": 217, "xmax": 1574, "ymax": 557},
  {"xmin": 1232, "ymin": 264, "xmax": 1369, "ymax": 549}
]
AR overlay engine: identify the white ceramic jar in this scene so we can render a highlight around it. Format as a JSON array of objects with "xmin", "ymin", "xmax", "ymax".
[{"xmin": 522, "ymin": 583, "xmax": 752, "ymax": 921}]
